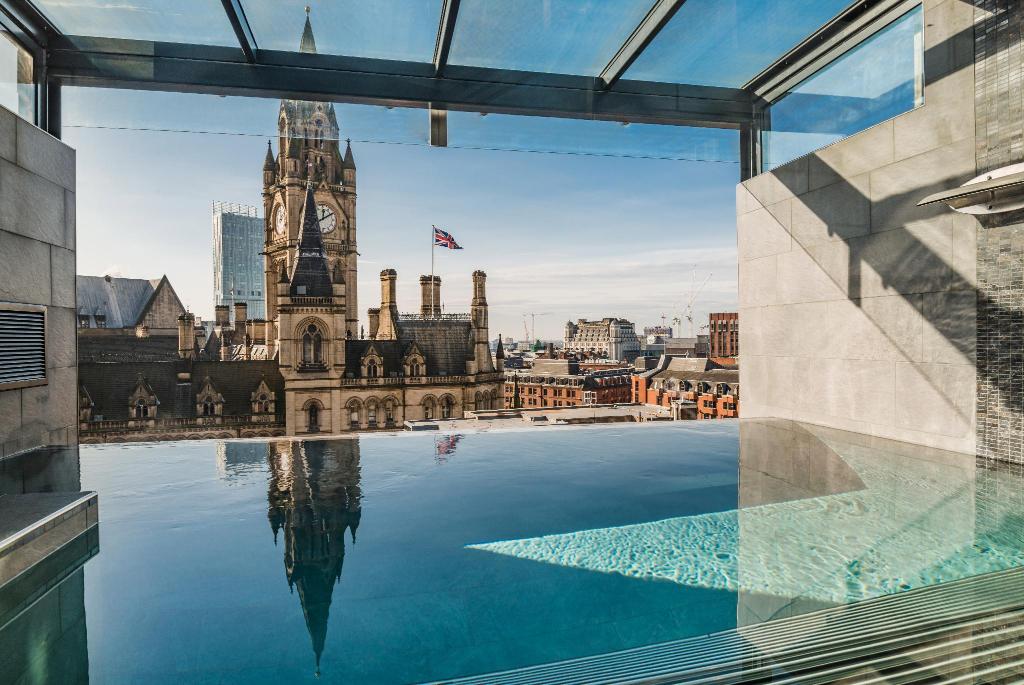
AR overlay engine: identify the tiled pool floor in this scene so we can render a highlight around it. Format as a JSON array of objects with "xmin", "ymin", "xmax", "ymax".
[{"xmin": 28, "ymin": 420, "xmax": 1024, "ymax": 682}]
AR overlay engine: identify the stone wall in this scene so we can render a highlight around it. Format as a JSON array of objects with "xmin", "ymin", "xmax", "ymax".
[
  {"xmin": 0, "ymin": 109, "xmax": 77, "ymax": 458},
  {"xmin": 974, "ymin": 1, "xmax": 1024, "ymax": 462},
  {"xmin": 737, "ymin": 0, "xmax": 978, "ymax": 453}
]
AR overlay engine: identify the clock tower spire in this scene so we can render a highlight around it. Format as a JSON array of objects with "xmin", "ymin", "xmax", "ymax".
[{"xmin": 262, "ymin": 7, "xmax": 358, "ymax": 338}]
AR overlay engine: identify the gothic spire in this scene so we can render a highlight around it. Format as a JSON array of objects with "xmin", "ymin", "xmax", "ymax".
[
  {"xmin": 263, "ymin": 140, "xmax": 276, "ymax": 170},
  {"xmin": 495, "ymin": 334, "xmax": 505, "ymax": 360},
  {"xmin": 342, "ymin": 138, "xmax": 355, "ymax": 169},
  {"xmin": 299, "ymin": 6, "xmax": 317, "ymax": 54}
]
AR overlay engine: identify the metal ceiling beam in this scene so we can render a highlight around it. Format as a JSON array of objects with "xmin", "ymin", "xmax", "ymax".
[
  {"xmin": 219, "ymin": 0, "xmax": 257, "ymax": 64},
  {"xmin": 744, "ymin": 0, "xmax": 916, "ymax": 103},
  {"xmin": 432, "ymin": 0, "xmax": 460, "ymax": 77},
  {"xmin": 0, "ymin": 0, "xmax": 57, "ymax": 55},
  {"xmin": 599, "ymin": 0, "xmax": 687, "ymax": 90},
  {"xmin": 47, "ymin": 36, "xmax": 754, "ymax": 128}
]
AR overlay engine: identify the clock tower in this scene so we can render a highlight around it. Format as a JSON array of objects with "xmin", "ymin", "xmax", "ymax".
[{"xmin": 262, "ymin": 8, "xmax": 357, "ymax": 338}]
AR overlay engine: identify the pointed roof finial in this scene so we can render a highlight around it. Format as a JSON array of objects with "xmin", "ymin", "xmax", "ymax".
[
  {"xmin": 300, "ymin": 7, "xmax": 317, "ymax": 54},
  {"xmin": 263, "ymin": 140, "xmax": 276, "ymax": 170}
]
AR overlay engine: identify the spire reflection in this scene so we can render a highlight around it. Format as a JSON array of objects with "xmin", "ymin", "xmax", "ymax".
[{"xmin": 267, "ymin": 438, "xmax": 362, "ymax": 675}]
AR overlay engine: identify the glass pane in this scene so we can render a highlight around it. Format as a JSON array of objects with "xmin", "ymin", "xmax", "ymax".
[
  {"xmin": 32, "ymin": 0, "xmax": 238, "ymax": 45},
  {"xmin": 762, "ymin": 7, "xmax": 924, "ymax": 171},
  {"xmin": 0, "ymin": 32, "xmax": 33, "ymax": 121},
  {"xmin": 625, "ymin": 0, "xmax": 855, "ymax": 87},
  {"xmin": 242, "ymin": 0, "xmax": 439, "ymax": 61},
  {"xmin": 62, "ymin": 87, "xmax": 428, "ymax": 146},
  {"xmin": 447, "ymin": 111, "xmax": 738, "ymax": 163},
  {"xmin": 449, "ymin": 0, "xmax": 654, "ymax": 75}
]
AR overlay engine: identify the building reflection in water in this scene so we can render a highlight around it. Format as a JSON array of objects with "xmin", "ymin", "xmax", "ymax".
[{"xmin": 266, "ymin": 438, "xmax": 362, "ymax": 675}]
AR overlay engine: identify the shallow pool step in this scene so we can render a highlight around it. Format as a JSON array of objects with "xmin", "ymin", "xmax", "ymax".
[
  {"xmin": 432, "ymin": 565, "xmax": 1024, "ymax": 685},
  {"xmin": 0, "ymin": 491, "xmax": 98, "ymax": 588}
]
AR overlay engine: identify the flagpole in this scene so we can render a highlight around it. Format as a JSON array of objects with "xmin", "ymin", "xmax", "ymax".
[{"xmin": 430, "ymin": 224, "xmax": 435, "ymax": 287}]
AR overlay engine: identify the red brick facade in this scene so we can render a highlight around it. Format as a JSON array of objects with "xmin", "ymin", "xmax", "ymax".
[
  {"xmin": 504, "ymin": 368, "xmax": 632, "ymax": 409},
  {"xmin": 631, "ymin": 356, "xmax": 739, "ymax": 420},
  {"xmin": 709, "ymin": 312, "xmax": 739, "ymax": 358}
]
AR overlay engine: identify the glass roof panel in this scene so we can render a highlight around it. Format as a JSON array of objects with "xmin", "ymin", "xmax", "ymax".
[
  {"xmin": 241, "ymin": 0, "xmax": 439, "ymax": 62},
  {"xmin": 32, "ymin": 0, "xmax": 238, "ymax": 46},
  {"xmin": 448, "ymin": 0, "xmax": 655, "ymax": 76},
  {"xmin": 447, "ymin": 111, "xmax": 738, "ymax": 163},
  {"xmin": 62, "ymin": 87, "xmax": 428, "ymax": 145},
  {"xmin": 624, "ymin": 0, "xmax": 856, "ymax": 87}
]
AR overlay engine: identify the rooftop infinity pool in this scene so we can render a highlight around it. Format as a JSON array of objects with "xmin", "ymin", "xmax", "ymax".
[{"xmin": 59, "ymin": 420, "xmax": 1024, "ymax": 682}]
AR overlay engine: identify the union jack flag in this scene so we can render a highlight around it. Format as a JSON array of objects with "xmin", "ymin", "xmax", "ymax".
[
  {"xmin": 433, "ymin": 225, "xmax": 463, "ymax": 250},
  {"xmin": 434, "ymin": 434, "xmax": 464, "ymax": 463}
]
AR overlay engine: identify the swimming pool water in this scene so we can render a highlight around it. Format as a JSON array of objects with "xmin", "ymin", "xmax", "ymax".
[{"xmin": 68, "ymin": 420, "xmax": 1024, "ymax": 683}]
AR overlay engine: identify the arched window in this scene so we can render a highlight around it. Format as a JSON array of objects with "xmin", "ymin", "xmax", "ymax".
[
  {"xmin": 441, "ymin": 396, "xmax": 454, "ymax": 419},
  {"xmin": 350, "ymin": 406, "xmax": 360, "ymax": 428},
  {"xmin": 385, "ymin": 403, "xmax": 395, "ymax": 426},
  {"xmin": 308, "ymin": 404, "xmax": 320, "ymax": 432},
  {"xmin": 257, "ymin": 394, "xmax": 269, "ymax": 413},
  {"xmin": 423, "ymin": 401, "xmax": 433, "ymax": 420},
  {"xmin": 203, "ymin": 399, "xmax": 215, "ymax": 416},
  {"xmin": 302, "ymin": 324, "xmax": 323, "ymax": 364},
  {"xmin": 367, "ymin": 405, "xmax": 377, "ymax": 427},
  {"xmin": 134, "ymin": 399, "xmax": 146, "ymax": 419},
  {"xmin": 411, "ymin": 362, "xmax": 423, "ymax": 377},
  {"xmin": 367, "ymin": 359, "xmax": 379, "ymax": 378}
]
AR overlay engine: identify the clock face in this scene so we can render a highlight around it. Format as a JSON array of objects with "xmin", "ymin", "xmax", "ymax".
[
  {"xmin": 317, "ymin": 204, "xmax": 337, "ymax": 234},
  {"xmin": 274, "ymin": 206, "xmax": 286, "ymax": 236}
]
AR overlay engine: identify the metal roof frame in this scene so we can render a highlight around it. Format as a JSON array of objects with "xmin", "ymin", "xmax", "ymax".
[{"xmin": 0, "ymin": 0, "xmax": 912, "ymax": 180}]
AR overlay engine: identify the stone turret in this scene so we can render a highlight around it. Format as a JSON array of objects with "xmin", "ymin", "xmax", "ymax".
[
  {"xmin": 419, "ymin": 275, "xmax": 441, "ymax": 318},
  {"xmin": 178, "ymin": 312, "xmax": 196, "ymax": 359},
  {"xmin": 470, "ymin": 270, "xmax": 494, "ymax": 374},
  {"xmin": 375, "ymin": 269, "xmax": 399, "ymax": 341},
  {"xmin": 367, "ymin": 307, "xmax": 380, "ymax": 340}
]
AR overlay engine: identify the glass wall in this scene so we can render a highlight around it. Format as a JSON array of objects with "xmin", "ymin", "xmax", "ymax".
[
  {"xmin": 0, "ymin": 31, "xmax": 33, "ymax": 121},
  {"xmin": 761, "ymin": 5, "xmax": 924, "ymax": 171}
]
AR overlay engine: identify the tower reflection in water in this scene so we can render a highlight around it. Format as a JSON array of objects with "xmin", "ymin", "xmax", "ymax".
[{"xmin": 266, "ymin": 438, "xmax": 362, "ymax": 675}]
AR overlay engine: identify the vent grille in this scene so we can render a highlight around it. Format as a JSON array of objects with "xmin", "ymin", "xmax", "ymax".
[{"xmin": 0, "ymin": 307, "xmax": 46, "ymax": 386}]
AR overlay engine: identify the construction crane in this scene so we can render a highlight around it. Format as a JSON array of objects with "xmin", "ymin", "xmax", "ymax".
[
  {"xmin": 682, "ymin": 268, "xmax": 712, "ymax": 337},
  {"xmin": 523, "ymin": 312, "xmax": 551, "ymax": 343}
]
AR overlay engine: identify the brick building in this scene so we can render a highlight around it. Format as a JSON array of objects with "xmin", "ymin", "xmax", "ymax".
[
  {"xmin": 632, "ymin": 356, "xmax": 739, "ymax": 420},
  {"xmin": 504, "ymin": 360, "xmax": 631, "ymax": 409},
  {"xmin": 708, "ymin": 312, "xmax": 738, "ymax": 358}
]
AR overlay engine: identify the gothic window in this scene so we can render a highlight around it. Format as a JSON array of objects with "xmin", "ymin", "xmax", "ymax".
[
  {"xmin": 385, "ymin": 403, "xmax": 395, "ymax": 426},
  {"xmin": 257, "ymin": 394, "xmax": 270, "ymax": 413},
  {"xmin": 302, "ymin": 324, "xmax": 324, "ymax": 364},
  {"xmin": 367, "ymin": 405, "xmax": 377, "ymax": 428},
  {"xmin": 367, "ymin": 359, "xmax": 379, "ymax": 378},
  {"xmin": 134, "ymin": 399, "xmax": 146, "ymax": 419},
  {"xmin": 203, "ymin": 399, "xmax": 215, "ymax": 416},
  {"xmin": 350, "ymin": 407, "xmax": 360, "ymax": 428},
  {"xmin": 308, "ymin": 404, "xmax": 320, "ymax": 432},
  {"xmin": 441, "ymin": 396, "xmax": 454, "ymax": 420}
]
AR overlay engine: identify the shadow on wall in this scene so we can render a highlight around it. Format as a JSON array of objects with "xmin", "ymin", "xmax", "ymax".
[{"xmin": 742, "ymin": 7, "xmax": 991, "ymax": 442}]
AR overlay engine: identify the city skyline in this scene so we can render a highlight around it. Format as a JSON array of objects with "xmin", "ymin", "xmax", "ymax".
[{"xmin": 65, "ymin": 87, "xmax": 739, "ymax": 341}]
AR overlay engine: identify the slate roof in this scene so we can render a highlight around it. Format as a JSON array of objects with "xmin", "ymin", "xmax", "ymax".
[
  {"xmin": 289, "ymin": 185, "xmax": 334, "ymax": 298},
  {"xmin": 397, "ymin": 319, "xmax": 473, "ymax": 376},
  {"xmin": 342, "ymin": 319, "xmax": 474, "ymax": 378},
  {"xmin": 76, "ymin": 275, "xmax": 165, "ymax": 328},
  {"xmin": 77, "ymin": 333, "xmax": 180, "ymax": 363},
  {"xmin": 79, "ymin": 360, "xmax": 285, "ymax": 421}
]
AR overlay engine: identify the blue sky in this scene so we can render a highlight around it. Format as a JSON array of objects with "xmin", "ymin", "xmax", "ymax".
[{"xmin": 64, "ymin": 88, "xmax": 740, "ymax": 341}]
